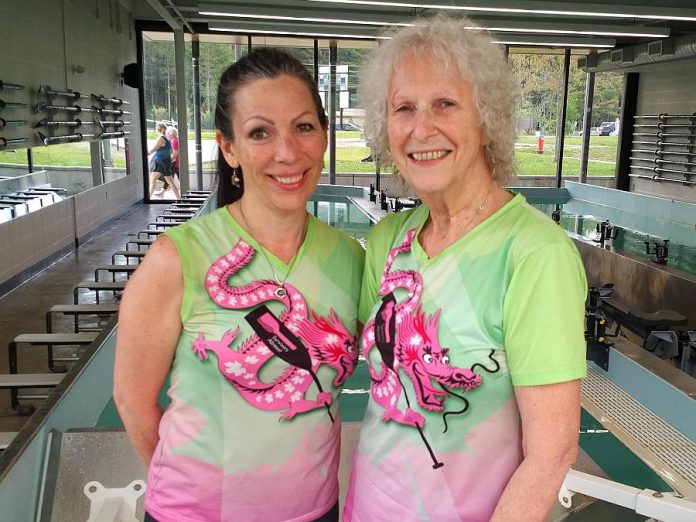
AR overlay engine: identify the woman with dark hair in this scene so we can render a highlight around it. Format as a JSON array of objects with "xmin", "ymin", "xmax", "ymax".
[
  {"xmin": 344, "ymin": 15, "xmax": 586, "ymax": 521},
  {"xmin": 114, "ymin": 48, "xmax": 364, "ymax": 522}
]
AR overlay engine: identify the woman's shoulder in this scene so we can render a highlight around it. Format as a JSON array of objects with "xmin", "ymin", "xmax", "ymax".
[{"xmin": 500, "ymin": 194, "xmax": 578, "ymax": 256}]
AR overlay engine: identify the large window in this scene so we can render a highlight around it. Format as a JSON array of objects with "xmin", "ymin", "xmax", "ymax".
[{"xmin": 509, "ymin": 49, "xmax": 622, "ymax": 181}]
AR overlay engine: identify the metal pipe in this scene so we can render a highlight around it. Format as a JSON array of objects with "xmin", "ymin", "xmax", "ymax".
[
  {"xmin": 555, "ymin": 48, "xmax": 571, "ymax": 189},
  {"xmin": 635, "ymin": 123, "xmax": 696, "ymax": 128},
  {"xmin": 99, "ymin": 130, "xmax": 130, "ymax": 139},
  {"xmin": 329, "ymin": 40, "xmax": 337, "ymax": 185},
  {"xmin": 34, "ymin": 118, "xmax": 87, "ymax": 128},
  {"xmin": 92, "ymin": 107, "xmax": 130, "ymax": 116},
  {"xmin": 0, "ymin": 99, "xmax": 28, "ymax": 110},
  {"xmin": 96, "ymin": 119, "xmax": 129, "ymax": 129},
  {"xmin": 0, "ymin": 118, "xmax": 27, "ymax": 128},
  {"xmin": 631, "ymin": 164, "xmax": 694, "ymax": 176},
  {"xmin": 629, "ymin": 172, "xmax": 696, "ymax": 185},
  {"xmin": 192, "ymin": 35, "xmax": 203, "ymax": 189},
  {"xmin": 579, "ymin": 71, "xmax": 595, "ymax": 183},
  {"xmin": 39, "ymin": 85, "xmax": 85, "ymax": 100},
  {"xmin": 634, "ymin": 140, "xmax": 696, "ymax": 148},
  {"xmin": 0, "ymin": 137, "xmax": 28, "ymax": 149},
  {"xmin": 0, "ymin": 80, "xmax": 25, "ymax": 90},
  {"xmin": 35, "ymin": 103, "xmax": 93, "ymax": 113},
  {"xmin": 37, "ymin": 131, "xmax": 95, "ymax": 145},
  {"xmin": 630, "ymin": 156, "xmax": 696, "ymax": 168},
  {"xmin": 633, "ymin": 131, "xmax": 694, "ymax": 138},
  {"xmin": 91, "ymin": 94, "xmax": 129, "ymax": 106},
  {"xmin": 632, "ymin": 148, "xmax": 696, "ymax": 157},
  {"xmin": 634, "ymin": 114, "xmax": 696, "ymax": 119}
]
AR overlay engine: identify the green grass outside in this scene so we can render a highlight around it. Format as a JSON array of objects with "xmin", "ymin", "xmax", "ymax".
[
  {"xmin": 0, "ymin": 144, "xmax": 126, "ymax": 168},
  {"xmin": 0, "ymin": 134, "xmax": 615, "ymax": 177}
]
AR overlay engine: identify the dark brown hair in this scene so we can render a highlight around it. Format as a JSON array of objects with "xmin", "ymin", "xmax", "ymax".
[{"xmin": 215, "ymin": 48, "xmax": 328, "ymax": 207}]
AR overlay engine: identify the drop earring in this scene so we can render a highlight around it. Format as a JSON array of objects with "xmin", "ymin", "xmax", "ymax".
[{"xmin": 231, "ymin": 167, "xmax": 241, "ymax": 188}]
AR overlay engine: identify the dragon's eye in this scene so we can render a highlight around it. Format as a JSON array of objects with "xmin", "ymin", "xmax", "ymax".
[
  {"xmin": 442, "ymin": 355, "xmax": 450, "ymax": 364},
  {"xmin": 423, "ymin": 353, "xmax": 433, "ymax": 364}
]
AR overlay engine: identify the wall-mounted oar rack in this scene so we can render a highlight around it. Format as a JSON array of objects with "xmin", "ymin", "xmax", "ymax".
[
  {"xmin": 34, "ymin": 84, "xmax": 132, "ymax": 145},
  {"xmin": 630, "ymin": 113, "xmax": 696, "ymax": 186}
]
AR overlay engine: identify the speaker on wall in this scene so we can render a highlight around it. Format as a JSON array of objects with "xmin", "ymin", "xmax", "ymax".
[{"xmin": 122, "ymin": 63, "xmax": 141, "ymax": 88}]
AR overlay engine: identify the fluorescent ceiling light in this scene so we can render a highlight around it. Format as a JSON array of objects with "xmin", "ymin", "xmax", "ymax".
[
  {"xmin": 201, "ymin": 11, "xmax": 410, "ymax": 27},
  {"xmin": 306, "ymin": 0, "xmax": 696, "ymax": 22},
  {"xmin": 210, "ymin": 21, "xmax": 615, "ymax": 47},
  {"xmin": 493, "ymin": 39, "xmax": 613, "ymax": 49},
  {"xmin": 199, "ymin": 4, "xmax": 668, "ymax": 39},
  {"xmin": 209, "ymin": 22, "xmax": 388, "ymax": 39}
]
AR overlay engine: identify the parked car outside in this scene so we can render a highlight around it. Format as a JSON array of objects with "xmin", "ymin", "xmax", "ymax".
[{"xmin": 599, "ymin": 121, "xmax": 616, "ymax": 136}]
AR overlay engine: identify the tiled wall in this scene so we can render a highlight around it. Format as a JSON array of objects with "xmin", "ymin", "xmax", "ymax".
[
  {"xmin": 0, "ymin": 198, "xmax": 74, "ymax": 286},
  {"xmin": 74, "ymin": 175, "xmax": 139, "ymax": 242}
]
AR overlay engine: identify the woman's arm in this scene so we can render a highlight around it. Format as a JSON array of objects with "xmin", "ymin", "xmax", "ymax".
[
  {"xmin": 113, "ymin": 236, "xmax": 183, "ymax": 467},
  {"xmin": 490, "ymin": 379, "xmax": 581, "ymax": 521},
  {"xmin": 147, "ymin": 135, "xmax": 165, "ymax": 156}
]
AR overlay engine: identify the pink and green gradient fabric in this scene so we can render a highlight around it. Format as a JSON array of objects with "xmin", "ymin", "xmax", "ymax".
[
  {"xmin": 344, "ymin": 194, "xmax": 587, "ymax": 521},
  {"xmin": 145, "ymin": 207, "xmax": 364, "ymax": 522}
]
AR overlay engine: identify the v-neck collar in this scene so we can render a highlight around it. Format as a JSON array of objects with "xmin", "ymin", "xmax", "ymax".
[
  {"xmin": 220, "ymin": 205, "xmax": 314, "ymax": 271},
  {"xmin": 410, "ymin": 192, "xmax": 524, "ymax": 267}
]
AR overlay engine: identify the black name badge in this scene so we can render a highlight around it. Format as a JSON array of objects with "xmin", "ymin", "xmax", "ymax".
[{"xmin": 245, "ymin": 305, "xmax": 312, "ymax": 371}]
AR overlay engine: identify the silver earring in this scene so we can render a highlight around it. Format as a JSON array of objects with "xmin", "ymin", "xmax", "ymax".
[{"xmin": 231, "ymin": 167, "xmax": 241, "ymax": 188}]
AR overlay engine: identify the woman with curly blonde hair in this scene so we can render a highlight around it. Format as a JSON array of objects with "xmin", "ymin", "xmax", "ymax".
[{"xmin": 345, "ymin": 15, "xmax": 586, "ymax": 521}]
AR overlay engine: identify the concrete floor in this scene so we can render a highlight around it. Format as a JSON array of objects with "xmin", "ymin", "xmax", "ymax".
[{"xmin": 0, "ymin": 201, "xmax": 171, "ymax": 433}]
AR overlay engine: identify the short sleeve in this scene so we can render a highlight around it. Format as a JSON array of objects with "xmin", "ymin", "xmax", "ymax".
[{"xmin": 503, "ymin": 241, "xmax": 587, "ymax": 386}]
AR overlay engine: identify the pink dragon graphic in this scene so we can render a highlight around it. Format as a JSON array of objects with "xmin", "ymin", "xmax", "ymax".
[
  {"xmin": 192, "ymin": 239, "xmax": 358, "ymax": 420},
  {"xmin": 363, "ymin": 228, "xmax": 487, "ymax": 430}
]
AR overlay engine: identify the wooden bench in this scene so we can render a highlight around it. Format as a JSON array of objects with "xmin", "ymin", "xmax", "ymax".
[
  {"xmin": 9, "ymin": 332, "xmax": 99, "ymax": 374},
  {"xmin": 0, "ymin": 373, "xmax": 65, "ymax": 415},
  {"xmin": 73, "ymin": 280, "xmax": 127, "ymax": 304},
  {"xmin": 0, "ymin": 431, "xmax": 18, "ymax": 450},
  {"xmin": 111, "ymin": 250, "xmax": 146, "ymax": 264},
  {"xmin": 46, "ymin": 303, "xmax": 119, "ymax": 333},
  {"xmin": 94, "ymin": 264, "xmax": 138, "ymax": 281}
]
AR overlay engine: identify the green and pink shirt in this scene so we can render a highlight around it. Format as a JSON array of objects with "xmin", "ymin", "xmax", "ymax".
[
  {"xmin": 146, "ymin": 207, "xmax": 364, "ymax": 522},
  {"xmin": 344, "ymin": 194, "xmax": 586, "ymax": 521}
]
